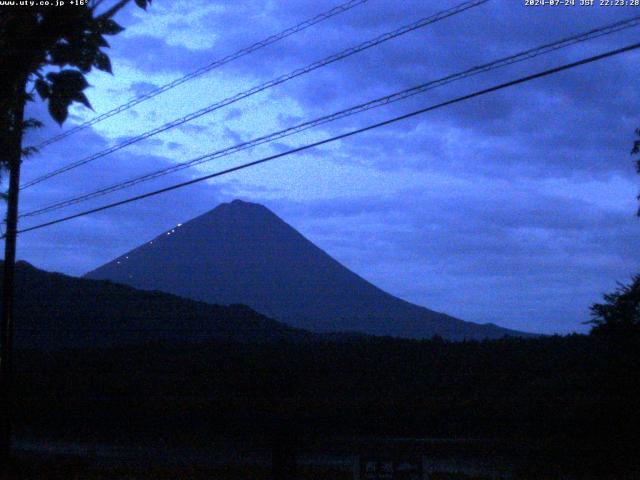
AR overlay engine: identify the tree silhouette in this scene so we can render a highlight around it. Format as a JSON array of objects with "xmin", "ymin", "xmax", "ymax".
[
  {"xmin": 591, "ymin": 131, "xmax": 640, "ymax": 336},
  {"xmin": 0, "ymin": 0, "xmax": 151, "ymax": 463},
  {"xmin": 588, "ymin": 275, "xmax": 640, "ymax": 336}
]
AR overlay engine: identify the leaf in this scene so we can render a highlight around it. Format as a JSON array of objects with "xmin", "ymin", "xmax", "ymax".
[
  {"xmin": 73, "ymin": 91, "xmax": 93, "ymax": 110},
  {"xmin": 93, "ymin": 33, "xmax": 110, "ymax": 48},
  {"xmin": 76, "ymin": 47, "xmax": 95, "ymax": 73},
  {"xmin": 49, "ymin": 69, "xmax": 89, "ymax": 92},
  {"xmin": 49, "ymin": 98, "xmax": 70, "ymax": 125},
  {"xmin": 47, "ymin": 70, "xmax": 92, "ymax": 124},
  {"xmin": 97, "ymin": 18, "xmax": 125, "ymax": 35},
  {"xmin": 94, "ymin": 50, "xmax": 112, "ymax": 74}
]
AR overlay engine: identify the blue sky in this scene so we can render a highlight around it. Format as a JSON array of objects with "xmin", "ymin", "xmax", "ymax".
[{"xmin": 9, "ymin": 0, "xmax": 640, "ymax": 334}]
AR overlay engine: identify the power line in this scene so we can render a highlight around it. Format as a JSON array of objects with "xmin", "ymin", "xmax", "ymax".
[
  {"xmin": 31, "ymin": 0, "xmax": 371, "ymax": 151},
  {"xmin": 16, "ymin": 42, "xmax": 640, "ymax": 237},
  {"xmin": 20, "ymin": 0, "xmax": 489, "ymax": 190},
  {"xmin": 19, "ymin": 15, "xmax": 640, "ymax": 219}
]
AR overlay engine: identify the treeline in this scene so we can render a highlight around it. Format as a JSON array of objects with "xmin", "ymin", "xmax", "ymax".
[{"xmin": 12, "ymin": 333, "xmax": 640, "ymax": 447}]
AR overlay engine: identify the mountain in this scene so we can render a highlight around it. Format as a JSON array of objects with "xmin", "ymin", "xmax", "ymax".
[
  {"xmin": 3, "ymin": 260, "xmax": 309, "ymax": 350},
  {"xmin": 85, "ymin": 199, "xmax": 530, "ymax": 340}
]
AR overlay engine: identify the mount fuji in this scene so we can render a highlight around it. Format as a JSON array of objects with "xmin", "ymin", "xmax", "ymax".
[{"xmin": 85, "ymin": 200, "xmax": 530, "ymax": 340}]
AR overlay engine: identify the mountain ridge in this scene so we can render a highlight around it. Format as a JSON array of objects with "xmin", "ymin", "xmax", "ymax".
[{"xmin": 3, "ymin": 260, "xmax": 312, "ymax": 350}]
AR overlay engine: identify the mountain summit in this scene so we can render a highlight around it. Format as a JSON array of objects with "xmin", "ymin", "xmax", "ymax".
[{"xmin": 85, "ymin": 200, "xmax": 528, "ymax": 340}]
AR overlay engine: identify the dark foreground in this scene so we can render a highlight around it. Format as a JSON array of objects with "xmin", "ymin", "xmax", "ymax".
[
  {"xmin": 0, "ymin": 464, "xmax": 567, "ymax": 480},
  {"xmin": 2, "ymin": 457, "xmax": 349, "ymax": 480},
  {"xmin": 3, "ymin": 453, "xmax": 640, "ymax": 480},
  {"xmin": 0, "ymin": 459, "xmax": 505, "ymax": 480},
  {"xmin": 7, "ymin": 332, "xmax": 640, "ymax": 478}
]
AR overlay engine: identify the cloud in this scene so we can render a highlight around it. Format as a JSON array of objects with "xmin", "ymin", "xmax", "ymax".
[
  {"xmin": 224, "ymin": 108, "xmax": 242, "ymax": 121},
  {"xmin": 129, "ymin": 81, "xmax": 159, "ymax": 97}
]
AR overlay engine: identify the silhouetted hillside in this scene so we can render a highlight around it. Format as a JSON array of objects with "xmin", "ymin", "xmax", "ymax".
[
  {"xmin": 1, "ymin": 260, "xmax": 309, "ymax": 349},
  {"xmin": 86, "ymin": 200, "xmax": 532, "ymax": 340}
]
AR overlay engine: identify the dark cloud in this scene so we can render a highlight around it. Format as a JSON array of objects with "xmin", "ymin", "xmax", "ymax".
[
  {"xmin": 224, "ymin": 108, "xmax": 243, "ymax": 121},
  {"xmin": 129, "ymin": 81, "xmax": 160, "ymax": 97},
  {"xmin": 223, "ymin": 126, "xmax": 244, "ymax": 144}
]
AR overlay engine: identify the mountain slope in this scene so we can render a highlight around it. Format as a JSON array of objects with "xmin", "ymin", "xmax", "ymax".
[
  {"xmin": 2, "ymin": 260, "xmax": 308, "ymax": 350},
  {"xmin": 85, "ymin": 200, "xmax": 530, "ymax": 340}
]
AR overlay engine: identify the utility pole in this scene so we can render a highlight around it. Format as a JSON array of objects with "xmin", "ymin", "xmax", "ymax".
[{"xmin": 0, "ymin": 74, "xmax": 27, "ymax": 465}]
